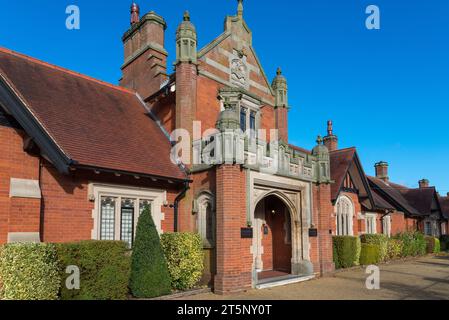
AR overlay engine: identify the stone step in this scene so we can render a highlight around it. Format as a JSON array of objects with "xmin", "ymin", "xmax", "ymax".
[{"xmin": 256, "ymin": 275, "xmax": 315, "ymax": 290}]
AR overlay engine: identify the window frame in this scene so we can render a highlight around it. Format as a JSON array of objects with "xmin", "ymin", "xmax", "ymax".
[
  {"xmin": 365, "ymin": 213, "xmax": 377, "ymax": 234},
  {"xmin": 90, "ymin": 184, "xmax": 167, "ymax": 243},
  {"xmin": 335, "ymin": 195, "xmax": 354, "ymax": 236}
]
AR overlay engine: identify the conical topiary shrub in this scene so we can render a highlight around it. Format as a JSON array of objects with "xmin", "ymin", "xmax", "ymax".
[{"xmin": 129, "ymin": 206, "xmax": 172, "ymax": 298}]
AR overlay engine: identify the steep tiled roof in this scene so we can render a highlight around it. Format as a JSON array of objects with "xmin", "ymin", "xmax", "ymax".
[
  {"xmin": 371, "ymin": 190, "xmax": 396, "ymax": 211},
  {"xmin": 367, "ymin": 176, "xmax": 439, "ymax": 217},
  {"xmin": 329, "ymin": 148, "xmax": 356, "ymax": 201},
  {"xmin": 0, "ymin": 48, "xmax": 186, "ymax": 181},
  {"xmin": 439, "ymin": 196, "xmax": 449, "ymax": 219},
  {"xmin": 399, "ymin": 187, "xmax": 437, "ymax": 216}
]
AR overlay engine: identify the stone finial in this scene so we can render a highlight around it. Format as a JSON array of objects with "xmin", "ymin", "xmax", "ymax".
[
  {"xmin": 277, "ymin": 67, "xmax": 282, "ymax": 76},
  {"xmin": 183, "ymin": 10, "xmax": 190, "ymax": 21},
  {"xmin": 327, "ymin": 120, "xmax": 333, "ymax": 136},
  {"xmin": 130, "ymin": 2, "xmax": 140, "ymax": 25},
  {"xmin": 237, "ymin": 0, "xmax": 244, "ymax": 18},
  {"xmin": 316, "ymin": 135, "xmax": 323, "ymax": 145}
]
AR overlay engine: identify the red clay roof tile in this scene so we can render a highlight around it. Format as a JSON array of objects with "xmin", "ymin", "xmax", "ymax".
[{"xmin": 0, "ymin": 48, "xmax": 186, "ymax": 181}]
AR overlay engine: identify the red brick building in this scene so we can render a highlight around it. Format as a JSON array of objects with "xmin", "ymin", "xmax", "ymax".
[{"xmin": 0, "ymin": 1, "xmax": 447, "ymax": 295}]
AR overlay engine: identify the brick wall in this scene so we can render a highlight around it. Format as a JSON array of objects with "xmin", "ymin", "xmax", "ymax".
[
  {"xmin": 312, "ymin": 183, "xmax": 335, "ymax": 275},
  {"xmin": 214, "ymin": 165, "xmax": 252, "ymax": 294},
  {"xmin": 0, "ymin": 126, "xmax": 40, "ymax": 243},
  {"xmin": 40, "ymin": 165, "xmax": 183, "ymax": 243},
  {"xmin": 275, "ymin": 107, "xmax": 288, "ymax": 142}
]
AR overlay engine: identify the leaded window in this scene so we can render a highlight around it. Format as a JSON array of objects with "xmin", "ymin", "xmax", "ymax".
[
  {"xmin": 121, "ymin": 199, "xmax": 135, "ymax": 248},
  {"xmin": 100, "ymin": 197, "xmax": 116, "ymax": 241},
  {"xmin": 99, "ymin": 195, "xmax": 154, "ymax": 248}
]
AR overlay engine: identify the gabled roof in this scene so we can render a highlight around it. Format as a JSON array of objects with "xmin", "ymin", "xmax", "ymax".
[
  {"xmin": 371, "ymin": 191, "xmax": 396, "ymax": 211},
  {"xmin": 367, "ymin": 176, "xmax": 440, "ymax": 217},
  {"xmin": 399, "ymin": 187, "xmax": 440, "ymax": 216},
  {"xmin": 329, "ymin": 148, "xmax": 375, "ymax": 208},
  {"xmin": 439, "ymin": 196, "xmax": 449, "ymax": 219},
  {"xmin": 0, "ymin": 47, "xmax": 187, "ymax": 181}
]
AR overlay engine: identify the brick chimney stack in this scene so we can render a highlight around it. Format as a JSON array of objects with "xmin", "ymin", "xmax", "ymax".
[
  {"xmin": 419, "ymin": 179, "xmax": 430, "ymax": 189},
  {"xmin": 120, "ymin": 4, "xmax": 168, "ymax": 99},
  {"xmin": 375, "ymin": 161, "xmax": 389, "ymax": 182},
  {"xmin": 323, "ymin": 120, "xmax": 338, "ymax": 152}
]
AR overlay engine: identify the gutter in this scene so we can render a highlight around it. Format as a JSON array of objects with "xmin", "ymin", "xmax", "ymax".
[{"xmin": 173, "ymin": 181, "xmax": 190, "ymax": 232}]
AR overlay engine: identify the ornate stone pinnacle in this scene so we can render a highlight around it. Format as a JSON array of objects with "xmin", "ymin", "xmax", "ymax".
[
  {"xmin": 277, "ymin": 67, "xmax": 282, "ymax": 76},
  {"xmin": 237, "ymin": 0, "xmax": 244, "ymax": 18},
  {"xmin": 183, "ymin": 10, "xmax": 190, "ymax": 21},
  {"xmin": 316, "ymin": 135, "xmax": 323, "ymax": 145}
]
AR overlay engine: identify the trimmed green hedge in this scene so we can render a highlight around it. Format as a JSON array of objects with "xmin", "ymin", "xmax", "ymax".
[
  {"xmin": 161, "ymin": 233, "xmax": 204, "ymax": 291},
  {"xmin": 333, "ymin": 236, "xmax": 361, "ymax": 269},
  {"xmin": 394, "ymin": 232, "xmax": 426, "ymax": 257},
  {"xmin": 425, "ymin": 237, "xmax": 440, "ymax": 254},
  {"xmin": 0, "ymin": 243, "xmax": 60, "ymax": 300},
  {"xmin": 129, "ymin": 206, "xmax": 171, "ymax": 298},
  {"xmin": 360, "ymin": 234, "xmax": 388, "ymax": 262},
  {"xmin": 387, "ymin": 238, "xmax": 403, "ymax": 260},
  {"xmin": 360, "ymin": 244, "xmax": 381, "ymax": 265},
  {"xmin": 56, "ymin": 241, "xmax": 130, "ymax": 300},
  {"xmin": 440, "ymin": 235, "xmax": 449, "ymax": 252}
]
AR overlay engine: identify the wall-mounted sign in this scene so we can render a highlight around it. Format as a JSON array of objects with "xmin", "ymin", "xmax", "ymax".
[
  {"xmin": 309, "ymin": 228, "xmax": 318, "ymax": 237},
  {"xmin": 241, "ymin": 227, "xmax": 253, "ymax": 239}
]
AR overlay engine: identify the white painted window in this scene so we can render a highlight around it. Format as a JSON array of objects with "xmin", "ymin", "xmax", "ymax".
[
  {"xmin": 90, "ymin": 184, "xmax": 167, "ymax": 248},
  {"xmin": 336, "ymin": 196, "xmax": 354, "ymax": 236},
  {"xmin": 442, "ymin": 223, "xmax": 447, "ymax": 235},
  {"xmin": 382, "ymin": 215, "xmax": 392, "ymax": 237},
  {"xmin": 424, "ymin": 221, "xmax": 432, "ymax": 236},
  {"xmin": 365, "ymin": 213, "xmax": 377, "ymax": 234}
]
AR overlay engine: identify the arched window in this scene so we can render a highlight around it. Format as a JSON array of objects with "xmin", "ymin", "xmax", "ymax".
[
  {"xmin": 336, "ymin": 196, "xmax": 354, "ymax": 236},
  {"xmin": 195, "ymin": 193, "xmax": 215, "ymax": 247}
]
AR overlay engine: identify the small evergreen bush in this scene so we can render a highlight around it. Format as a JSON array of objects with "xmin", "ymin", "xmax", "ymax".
[
  {"xmin": 332, "ymin": 236, "xmax": 360, "ymax": 269},
  {"xmin": 56, "ymin": 241, "xmax": 130, "ymax": 300},
  {"xmin": 129, "ymin": 206, "xmax": 171, "ymax": 298},
  {"xmin": 360, "ymin": 234, "xmax": 388, "ymax": 262},
  {"xmin": 161, "ymin": 233, "xmax": 204, "ymax": 290},
  {"xmin": 0, "ymin": 243, "xmax": 60, "ymax": 300},
  {"xmin": 359, "ymin": 244, "xmax": 381, "ymax": 265}
]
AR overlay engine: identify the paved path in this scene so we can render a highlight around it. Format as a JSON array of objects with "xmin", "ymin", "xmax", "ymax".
[{"xmin": 186, "ymin": 254, "xmax": 449, "ymax": 300}]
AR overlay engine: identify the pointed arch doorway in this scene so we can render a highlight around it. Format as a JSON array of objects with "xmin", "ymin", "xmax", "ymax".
[{"xmin": 254, "ymin": 194, "xmax": 293, "ymax": 280}]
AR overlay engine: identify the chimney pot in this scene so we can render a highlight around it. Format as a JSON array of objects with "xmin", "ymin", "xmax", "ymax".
[
  {"xmin": 375, "ymin": 161, "xmax": 389, "ymax": 182},
  {"xmin": 419, "ymin": 179, "xmax": 430, "ymax": 189},
  {"xmin": 323, "ymin": 120, "xmax": 338, "ymax": 151}
]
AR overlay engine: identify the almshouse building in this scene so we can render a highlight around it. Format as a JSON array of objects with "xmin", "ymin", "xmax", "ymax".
[{"xmin": 0, "ymin": 1, "xmax": 448, "ymax": 294}]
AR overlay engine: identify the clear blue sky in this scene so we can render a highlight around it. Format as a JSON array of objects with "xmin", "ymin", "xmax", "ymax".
[{"xmin": 1, "ymin": 0, "xmax": 448, "ymax": 193}]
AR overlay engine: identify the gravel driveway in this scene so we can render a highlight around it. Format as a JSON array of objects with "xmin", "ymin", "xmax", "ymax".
[{"xmin": 185, "ymin": 254, "xmax": 449, "ymax": 300}]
